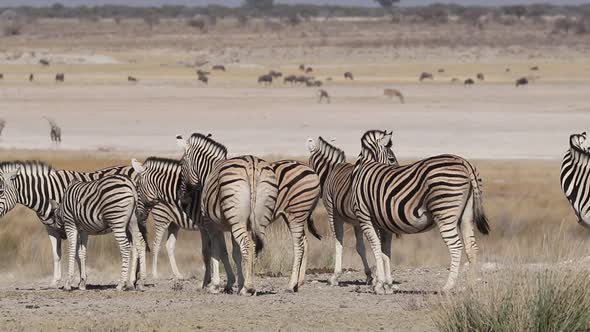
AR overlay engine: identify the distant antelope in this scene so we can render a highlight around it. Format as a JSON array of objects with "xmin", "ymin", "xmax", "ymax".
[
  {"xmin": 39, "ymin": 59, "xmax": 50, "ymax": 66},
  {"xmin": 530, "ymin": 66, "xmax": 539, "ymax": 71},
  {"xmin": 128, "ymin": 76, "xmax": 138, "ymax": 82},
  {"xmin": 383, "ymin": 88, "xmax": 404, "ymax": 104},
  {"xmin": 305, "ymin": 67, "xmax": 313, "ymax": 74},
  {"xmin": 212, "ymin": 65, "xmax": 226, "ymax": 71},
  {"xmin": 269, "ymin": 70, "xmax": 282, "ymax": 78},
  {"xmin": 344, "ymin": 72, "xmax": 354, "ymax": 80},
  {"xmin": 438, "ymin": 68, "xmax": 445, "ymax": 73},
  {"xmin": 464, "ymin": 78, "xmax": 475, "ymax": 86},
  {"xmin": 476, "ymin": 73, "xmax": 484, "ymax": 81},
  {"xmin": 55, "ymin": 73, "xmax": 64, "ymax": 82},
  {"xmin": 515, "ymin": 77, "xmax": 528, "ymax": 87},
  {"xmin": 0, "ymin": 119, "xmax": 5, "ymax": 137},
  {"xmin": 317, "ymin": 89, "xmax": 330, "ymax": 103},
  {"xmin": 299, "ymin": 64, "xmax": 305, "ymax": 71},
  {"xmin": 419, "ymin": 72, "xmax": 433, "ymax": 82},
  {"xmin": 198, "ymin": 74, "xmax": 208, "ymax": 84},
  {"xmin": 29, "ymin": 73, "xmax": 34, "ymax": 82},
  {"xmin": 45, "ymin": 117, "xmax": 62, "ymax": 143},
  {"xmin": 258, "ymin": 74, "xmax": 273, "ymax": 85},
  {"xmin": 284, "ymin": 75, "xmax": 296, "ymax": 84}
]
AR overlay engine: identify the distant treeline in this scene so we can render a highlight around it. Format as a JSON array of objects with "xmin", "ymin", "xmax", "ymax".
[{"xmin": 1, "ymin": 3, "xmax": 590, "ymax": 20}]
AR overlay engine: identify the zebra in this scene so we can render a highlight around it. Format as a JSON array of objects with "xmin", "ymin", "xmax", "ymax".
[
  {"xmin": 0, "ymin": 119, "xmax": 5, "ymax": 137},
  {"xmin": 128, "ymin": 76, "xmax": 138, "ymax": 82},
  {"xmin": 344, "ymin": 72, "xmax": 354, "ymax": 80},
  {"xmin": 383, "ymin": 88, "xmax": 404, "ymax": 104},
  {"xmin": 258, "ymin": 74, "xmax": 273, "ymax": 85},
  {"xmin": 351, "ymin": 130, "xmax": 490, "ymax": 294},
  {"xmin": 0, "ymin": 161, "xmax": 190, "ymax": 287},
  {"xmin": 55, "ymin": 73, "xmax": 64, "ymax": 82},
  {"xmin": 476, "ymin": 73, "xmax": 485, "ymax": 81},
  {"xmin": 132, "ymin": 154, "xmax": 321, "ymax": 293},
  {"xmin": 212, "ymin": 65, "xmax": 226, "ymax": 71},
  {"xmin": 306, "ymin": 136, "xmax": 398, "ymax": 286},
  {"xmin": 47, "ymin": 175, "xmax": 147, "ymax": 291},
  {"xmin": 317, "ymin": 89, "xmax": 330, "ymax": 104},
  {"xmin": 464, "ymin": 78, "xmax": 475, "ymax": 86},
  {"xmin": 516, "ymin": 77, "xmax": 528, "ymax": 87},
  {"xmin": 419, "ymin": 72, "xmax": 433, "ymax": 82},
  {"xmin": 44, "ymin": 117, "xmax": 61, "ymax": 143},
  {"xmin": 560, "ymin": 132, "xmax": 590, "ymax": 228},
  {"xmin": 177, "ymin": 133, "xmax": 279, "ymax": 296}
]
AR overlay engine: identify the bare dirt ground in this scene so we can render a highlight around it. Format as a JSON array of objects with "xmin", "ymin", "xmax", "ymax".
[{"xmin": 0, "ymin": 270, "xmax": 441, "ymax": 332}]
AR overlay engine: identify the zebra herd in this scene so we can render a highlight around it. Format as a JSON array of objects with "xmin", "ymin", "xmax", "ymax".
[{"xmin": 2, "ymin": 130, "xmax": 589, "ymax": 295}]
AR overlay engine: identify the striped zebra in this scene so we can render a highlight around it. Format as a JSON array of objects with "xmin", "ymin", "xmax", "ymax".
[
  {"xmin": 560, "ymin": 132, "xmax": 590, "ymax": 227},
  {"xmin": 352, "ymin": 130, "xmax": 490, "ymax": 294},
  {"xmin": 307, "ymin": 136, "xmax": 399, "ymax": 286},
  {"xmin": 131, "ymin": 154, "xmax": 321, "ymax": 293},
  {"xmin": 176, "ymin": 133, "xmax": 279, "ymax": 296},
  {"xmin": 47, "ymin": 175, "xmax": 146, "ymax": 291},
  {"xmin": 0, "ymin": 160, "xmax": 192, "ymax": 286}
]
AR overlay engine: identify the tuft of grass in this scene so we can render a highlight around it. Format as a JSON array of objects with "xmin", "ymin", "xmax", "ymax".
[{"xmin": 435, "ymin": 270, "xmax": 590, "ymax": 332}]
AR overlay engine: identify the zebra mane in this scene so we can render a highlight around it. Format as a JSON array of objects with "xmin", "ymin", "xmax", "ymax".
[
  {"xmin": 569, "ymin": 132, "xmax": 590, "ymax": 157},
  {"xmin": 317, "ymin": 136, "xmax": 346, "ymax": 162},
  {"xmin": 360, "ymin": 130, "xmax": 391, "ymax": 158},
  {"xmin": 144, "ymin": 156, "xmax": 180, "ymax": 167},
  {"xmin": 0, "ymin": 160, "xmax": 54, "ymax": 174},
  {"xmin": 188, "ymin": 133, "xmax": 228, "ymax": 158}
]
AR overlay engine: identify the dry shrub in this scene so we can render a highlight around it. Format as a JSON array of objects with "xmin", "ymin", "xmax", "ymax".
[
  {"xmin": 2, "ymin": 21, "xmax": 23, "ymax": 36},
  {"xmin": 435, "ymin": 269, "xmax": 590, "ymax": 332}
]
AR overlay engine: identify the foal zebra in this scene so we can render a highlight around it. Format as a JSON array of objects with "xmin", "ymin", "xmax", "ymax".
[
  {"xmin": 307, "ymin": 136, "xmax": 398, "ymax": 286},
  {"xmin": 352, "ymin": 130, "xmax": 489, "ymax": 294},
  {"xmin": 44, "ymin": 117, "xmax": 61, "ymax": 143},
  {"xmin": 48, "ymin": 175, "xmax": 146, "ymax": 291},
  {"xmin": 177, "ymin": 133, "xmax": 278, "ymax": 296},
  {"xmin": 0, "ymin": 161, "xmax": 191, "ymax": 286},
  {"xmin": 560, "ymin": 132, "xmax": 590, "ymax": 227}
]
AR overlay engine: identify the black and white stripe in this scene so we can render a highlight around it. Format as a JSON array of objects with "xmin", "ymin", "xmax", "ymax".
[
  {"xmin": 352, "ymin": 130, "xmax": 489, "ymax": 293},
  {"xmin": 177, "ymin": 133, "xmax": 278, "ymax": 296},
  {"xmin": 307, "ymin": 136, "xmax": 398, "ymax": 286},
  {"xmin": 49, "ymin": 175, "xmax": 146, "ymax": 291},
  {"xmin": 560, "ymin": 132, "xmax": 590, "ymax": 227}
]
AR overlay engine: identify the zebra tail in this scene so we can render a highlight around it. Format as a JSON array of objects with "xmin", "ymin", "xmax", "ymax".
[
  {"xmin": 306, "ymin": 197, "xmax": 322, "ymax": 240},
  {"xmin": 248, "ymin": 161, "xmax": 265, "ymax": 255},
  {"xmin": 467, "ymin": 162, "xmax": 490, "ymax": 235},
  {"xmin": 132, "ymin": 191, "xmax": 151, "ymax": 253}
]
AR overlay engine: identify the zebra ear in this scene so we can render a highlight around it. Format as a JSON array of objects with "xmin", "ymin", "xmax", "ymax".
[
  {"xmin": 131, "ymin": 158, "xmax": 146, "ymax": 174},
  {"xmin": 306, "ymin": 138, "xmax": 316, "ymax": 152},
  {"xmin": 176, "ymin": 135, "xmax": 188, "ymax": 151}
]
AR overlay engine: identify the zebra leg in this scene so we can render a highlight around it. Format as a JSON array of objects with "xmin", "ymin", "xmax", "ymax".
[
  {"xmin": 358, "ymin": 218, "xmax": 385, "ymax": 295},
  {"xmin": 353, "ymin": 226, "xmax": 373, "ymax": 285},
  {"xmin": 436, "ymin": 215, "xmax": 464, "ymax": 292},
  {"xmin": 232, "ymin": 226, "xmax": 256, "ymax": 296},
  {"xmin": 297, "ymin": 233, "xmax": 309, "ymax": 289},
  {"xmin": 47, "ymin": 228, "xmax": 62, "ymax": 288},
  {"xmin": 231, "ymin": 236, "xmax": 244, "ymax": 292},
  {"xmin": 64, "ymin": 226, "xmax": 78, "ymax": 292},
  {"xmin": 78, "ymin": 233, "xmax": 88, "ymax": 290},
  {"xmin": 112, "ymin": 226, "xmax": 132, "ymax": 291},
  {"xmin": 286, "ymin": 214, "xmax": 306, "ymax": 292},
  {"xmin": 460, "ymin": 194, "xmax": 479, "ymax": 266},
  {"xmin": 200, "ymin": 230, "xmax": 212, "ymax": 288},
  {"xmin": 329, "ymin": 215, "xmax": 344, "ymax": 286},
  {"xmin": 206, "ymin": 231, "xmax": 224, "ymax": 294},
  {"xmin": 214, "ymin": 231, "xmax": 235, "ymax": 293},
  {"xmin": 151, "ymin": 218, "xmax": 168, "ymax": 279},
  {"xmin": 380, "ymin": 232, "xmax": 397, "ymax": 294},
  {"xmin": 165, "ymin": 223, "xmax": 184, "ymax": 279},
  {"xmin": 129, "ymin": 216, "xmax": 147, "ymax": 291}
]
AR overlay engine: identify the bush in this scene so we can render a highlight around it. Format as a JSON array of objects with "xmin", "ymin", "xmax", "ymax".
[
  {"xmin": 2, "ymin": 21, "xmax": 23, "ymax": 36},
  {"xmin": 435, "ymin": 270, "xmax": 590, "ymax": 332},
  {"xmin": 187, "ymin": 17, "xmax": 206, "ymax": 31}
]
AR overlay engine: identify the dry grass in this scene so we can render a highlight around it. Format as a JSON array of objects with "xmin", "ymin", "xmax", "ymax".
[{"xmin": 0, "ymin": 151, "xmax": 584, "ymax": 284}]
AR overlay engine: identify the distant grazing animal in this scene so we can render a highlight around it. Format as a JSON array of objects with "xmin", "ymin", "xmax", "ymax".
[
  {"xmin": 464, "ymin": 78, "xmax": 475, "ymax": 86},
  {"xmin": 29, "ymin": 73, "xmax": 34, "ymax": 82},
  {"xmin": 0, "ymin": 119, "xmax": 5, "ymax": 137},
  {"xmin": 505, "ymin": 68, "xmax": 511, "ymax": 73},
  {"xmin": 295, "ymin": 75, "xmax": 309, "ymax": 85},
  {"xmin": 196, "ymin": 70, "xmax": 210, "ymax": 76},
  {"xmin": 305, "ymin": 67, "xmax": 313, "ymax": 74},
  {"xmin": 530, "ymin": 66, "xmax": 539, "ymax": 71},
  {"xmin": 258, "ymin": 74, "xmax": 273, "ymax": 85},
  {"xmin": 476, "ymin": 73, "xmax": 484, "ymax": 81},
  {"xmin": 39, "ymin": 59, "xmax": 50, "ymax": 66},
  {"xmin": 0, "ymin": 73, "xmax": 3, "ymax": 80},
  {"xmin": 45, "ymin": 117, "xmax": 61, "ymax": 143},
  {"xmin": 383, "ymin": 88, "xmax": 404, "ymax": 104},
  {"xmin": 438, "ymin": 68, "xmax": 445, "ymax": 73},
  {"xmin": 317, "ymin": 89, "xmax": 330, "ymax": 103},
  {"xmin": 307, "ymin": 80, "xmax": 322, "ymax": 87},
  {"xmin": 419, "ymin": 72, "xmax": 433, "ymax": 82},
  {"xmin": 515, "ymin": 77, "xmax": 528, "ymax": 87},
  {"xmin": 128, "ymin": 76, "xmax": 138, "ymax": 82},
  {"xmin": 48, "ymin": 175, "xmax": 147, "ymax": 291},
  {"xmin": 198, "ymin": 74, "xmax": 208, "ymax": 84},
  {"xmin": 212, "ymin": 65, "xmax": 226, "ymax": 71},
  {"xmin": 283, "ymin": 75, "xmax": 296, "ymax": 84},
  {"xmin": 344, "ymin": 72, "xmax": 354, "ymax": 80},
  {"xmin": 299, "ymin": 64, "xmax": 305, "ymax": 71},
  {"xmin": 269, "ymin": 70, "xmax": 282, "ymax": 78},
  {"xmin": 55, "ymin": 73, "xmax": 64, "ymax": 82},
  {"xmin": 451, "ymin": 78, "xmax": 460, "ymax": 83}
]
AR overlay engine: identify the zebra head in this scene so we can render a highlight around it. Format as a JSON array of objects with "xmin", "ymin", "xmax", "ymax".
[
  {"xmin": 0, "ymin": 168, "xmax": 21, "ymax": 217},
  {"xmin": 570, "ymin": 132, "xmax": 589, "ymax": 154},
  {"xmin": 307, "ymin": 136, "xmax": 346, "ymax": 189},
  {"xmin": 176, "ymin": 133, "xmax": 227, "ymax": 197},
  {"xmin": 358, "ymin": 129, "xmax": 398, "ymax": 166}
]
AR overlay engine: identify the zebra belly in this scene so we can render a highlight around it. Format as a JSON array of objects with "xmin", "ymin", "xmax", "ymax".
[{"xmin": 79, "ymin": 220, "xmax": 112, "ymax": 235}]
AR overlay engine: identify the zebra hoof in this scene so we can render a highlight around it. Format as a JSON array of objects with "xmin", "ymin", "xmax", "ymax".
[
  {"xmin": 135, "ymin": 280, "xmax": 145, "ymax": 292},
  {"xmin": 222, "ymin": 286, "xmax": 234, "ymax": 294},
  {"xmin": 328, "ymin": 276, "xmax": 339, "ymax": 287},
  {"xmin": 78, "ymin": 280, "xmax": 86, "ymax": 291},
  {"xmin": 206, "ymin": 285, "xmax": 221, "ymax": 294},
  {"xmin": 239, "ymin": 287, "xmax": 256, "ymax": 296},
  {"xmin": 373, "ymin": 282, "xmax": 386, "ymax": 295},
  {"xmin": 116, "ymin": 283, "xmax": 125, "ymax": 291}
]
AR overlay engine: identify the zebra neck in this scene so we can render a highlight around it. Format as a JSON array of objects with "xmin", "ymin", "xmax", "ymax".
[
  {"xmin": 570, "ymin": 147, "xmax": 590, "ymax": 165},
  {"xmin": 15, "ymin": 173, "xmax": 58, "ymax": 220}
]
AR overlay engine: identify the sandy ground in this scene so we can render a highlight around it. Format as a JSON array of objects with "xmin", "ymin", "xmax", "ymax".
[
  {"xmin": 0, "ymin": 270, "xmax": 442, "ymax": 332},
  {"xmin": 1, "ymin": 83, "xmax": 588, "ymax": 160}
]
